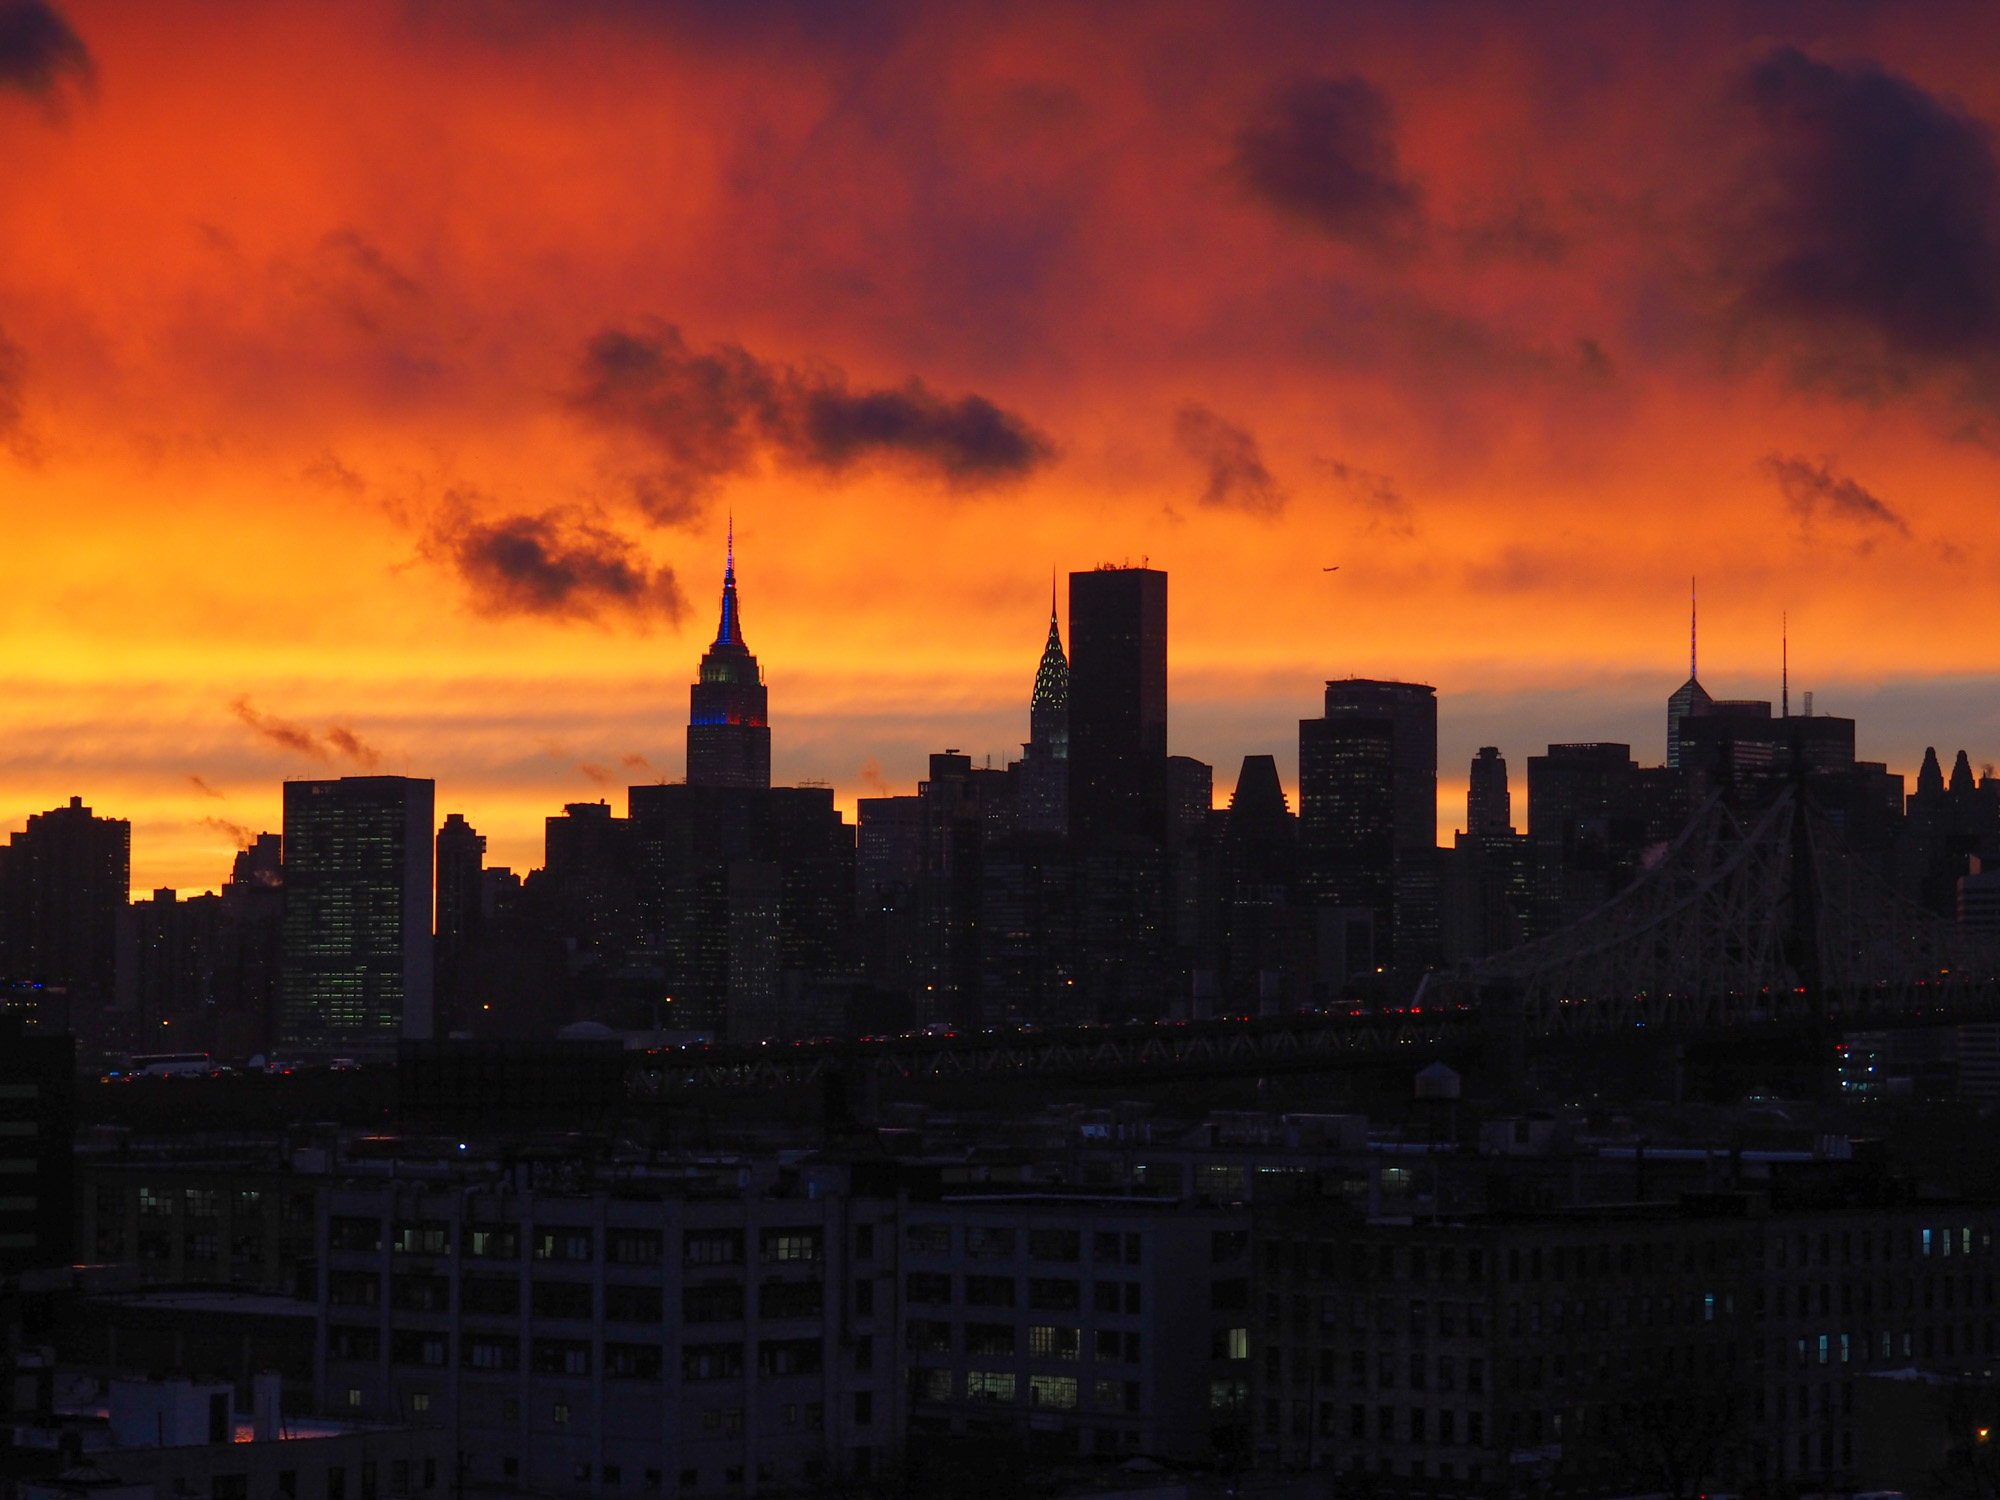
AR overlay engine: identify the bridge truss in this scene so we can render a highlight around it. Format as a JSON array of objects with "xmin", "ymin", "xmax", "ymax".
[
  {"xmin": 625, "ymin": 786, "xmax": 2000, "ymax": 1097},
  {"xmin": 1439, "ymin": 785, "xmax": 2000, "ymax": 1035}
]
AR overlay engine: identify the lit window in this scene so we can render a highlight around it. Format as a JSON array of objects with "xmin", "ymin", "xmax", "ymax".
[
  {"xmin": 966, "ymin": 1371, "xmax": 1016, "ymax": 1403},
  {"xmin": 1028, "ymin": 1375, "xmax": 1078, "ymax": 1409}
]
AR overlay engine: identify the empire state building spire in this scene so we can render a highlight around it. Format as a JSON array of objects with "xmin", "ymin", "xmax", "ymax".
[
  {"xmin": 686, "ymin": 521, "xmax": 770, "ymax": 789},
  {"xmin": 713, "ymin": 514, "xmax": 746, "ymax": 648}
]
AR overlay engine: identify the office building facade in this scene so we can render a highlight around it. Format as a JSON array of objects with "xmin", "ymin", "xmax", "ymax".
[
  {"xmin": 1319, "ymin": 681, "xmax": 1440, "ymax": 970},
  {"xmin": 317, "ymin": 1168, "xmax": 890, "ymax": 1497},
  {"xmin": 1465, "ymin": 747, "xmax": 1511, "ymax": 836},
  {"xmin": 0, "ymin": 1017, "xmax": 73, "ymax": 1273},
  {"xmin": 1298, "ymin": 715, "xmax": 1395, "ymax": 979},
  {"xmin": 1066, "ymin": 567, "xmax": 1170, "ymax": 1018},
  {"xmin": 1249, "ymin": 1190, "xmax": 2000, "ymax": 1495},
  {"xmin": 278, "ymin": 776, "xmax": 436, "ymax": 1054},
  {"xmin": 1067, "ymin": 567, "xmax": 1167, "ymax": 850},
  {"xmin": 629, "ymin": 783, "xmax": 854, "ymax": 1037}
]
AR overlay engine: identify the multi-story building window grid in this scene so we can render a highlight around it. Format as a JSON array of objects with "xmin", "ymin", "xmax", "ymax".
[
  {"xmin": 898, "ymin": 1198, "xmax": 1245, "ymax": 1461},
  {"xmin": 317, "ymin": 1178, "xmax": 886, "ymax": 1498},
  {"xmin": 1248, "ymin": 1204, "xmax": 2000, "ymax": 1494}
]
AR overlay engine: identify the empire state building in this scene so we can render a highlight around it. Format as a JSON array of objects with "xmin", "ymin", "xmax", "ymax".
[{"xmin": 686, "ymin": 526, "xmax": 771, "ymax": 789}]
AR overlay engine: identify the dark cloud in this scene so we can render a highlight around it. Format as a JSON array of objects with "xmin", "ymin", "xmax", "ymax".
[
  {"xmin": 1322, "ymin": 458, "xmax": 1413, "ymax": 536},
  {"xmin": 1761, "ymin": 454, "xmax": 1909, "ymax": 535},
  {"xmin": 187, "ymin": 774, "xmax": 224, "ymax": 799},
  {"xmin": 0, "ymin": 2, "xmax": 89, "ymax": 99},
  {"xmin": 301, "ymin": 453, "xmax": 365, "ymax": 495},
  {"xmin": 437, "ymin": 509, "xmax": 685, "ymax": 626},
  {"xmin": 1231, "ymin": 75, "xmax": 1423, "ymax": 255},
  {"xmin": 323, "ymin": 727, "xmax": 381, "ymax": 767},
  {"xmin": 229, "ymin": 697, "xmax": 383, "ymax": 767},
  {"xmin": 319, "ymin": 230, "xmax": 423, "ymax": 301},
  {"xmin": 1173, "ymin": 403, "xmax": 1286, "ymax": 516},
  {"xmin": 1729, "ymin": 47, "xmax": 2000, "ymax": 376},
  {"xmin": 797, "ymin": 382, "xmax": 1049, "ymax": 482},
  {"xmin": 573, "ymin": 323, "xmax": 1054, "ymax": 519}
]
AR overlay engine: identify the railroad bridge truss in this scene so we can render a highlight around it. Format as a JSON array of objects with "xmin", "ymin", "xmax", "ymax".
[
  {"xmin": 1435, "ymin": 785, "xmax": 2000, "ymax": 1035},
  {"xmin": 628, "ymin": 786, "xmax": 2000, "ymax": 1098}
]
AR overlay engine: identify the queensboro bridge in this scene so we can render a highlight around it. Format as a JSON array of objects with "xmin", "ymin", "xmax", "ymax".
[{"xmin": 685, "ymin": 526, "xmax": 770, "ymax": 789}]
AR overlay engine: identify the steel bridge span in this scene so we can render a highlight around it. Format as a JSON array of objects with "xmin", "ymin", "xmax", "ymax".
[{"xmin": 628, "ymin": 787, "xmax": 2000, "ymax": 1099}]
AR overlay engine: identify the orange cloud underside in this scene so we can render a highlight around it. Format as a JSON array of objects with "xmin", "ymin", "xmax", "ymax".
[{"xmin": 3, "ymin": 1, "xmax": 1999, "ymax": 892}]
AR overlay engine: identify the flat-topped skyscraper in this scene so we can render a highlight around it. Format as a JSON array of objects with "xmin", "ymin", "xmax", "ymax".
[
  {"xmin": 687, "ymin": 523, "xmax": 771, "ymax": 790},
  {"xmin": 277, "ymin": 775, "xmax": 434, "ymax": 1052},
  {"xmin": 1067, "ymin": 565, "xmax": 1167, "ymax": 848}
]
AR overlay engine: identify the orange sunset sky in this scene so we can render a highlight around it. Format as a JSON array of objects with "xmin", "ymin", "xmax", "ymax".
[{"xmin": 3, "ymin": 0, "xmax": 1999, "ymax": 894}]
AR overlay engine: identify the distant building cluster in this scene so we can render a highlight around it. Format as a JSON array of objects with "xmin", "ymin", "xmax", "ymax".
[{"xmin": 0, "ymin": 551, "xmax": 1996, "ymax": 1066}]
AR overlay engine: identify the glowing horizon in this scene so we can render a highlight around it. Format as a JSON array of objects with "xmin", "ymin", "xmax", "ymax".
[{"xmin": 3, "ymin": 1, "xmax": 1999, "ymax": 894}]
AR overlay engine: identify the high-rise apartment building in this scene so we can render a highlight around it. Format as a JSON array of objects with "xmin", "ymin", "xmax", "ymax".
[
  {"xmin": 628, "ymin": 783, "xmax": 853, "ymax": 1037},
  {"xmin": 687, "ymin": 526, "xmax": 771, "ymax": 791},
  {"xmin": 1217, "ymin": 755, "xmax": 1298, "ymax": 1012},
  {"xmin": 1067, "ymin": 567, "xmax": 1167, "ymax": 849},
  {"xmin": 1465, "ymin": 747, "xmax": 1511, "ymax": 835},
  {"xmin": 278, "ymin": 776, "xmax": 436, "ymax": 1054},
  {"xmin": 1444, "ymin": 749, "xmax": 1532, "ymax": 964},
  {"xmin": 914, "ymin": 752, "xmax": 1010, "ymax": 1027},
  {"xmin": 119, "ymin": 887, "xmax": 225, "ymax": 1051},
  {"xmin": 545, "ymin": 801, "xmax": 639, "ymax": 956},
  {"xmin": 1298, "ymin": 715, "xmax": 1395, "ymax": 979},
  {"xmin": 856, "ymin": 795, "xmax": 924, "ymax": 1005},
  {"xmin": 1322, "ymin": 682, "xmax": 1437, "ymax": 852},
  {"xmin": 0, "ymin": 795, "xmax": 131, "ymax": 1046},
  {"xmin": 434, "ymin": 812, "xmax": 485, "ymax": 1035},
  {"xmin": 1066, "ymin": 566, "xmax": 1170, "ymax": 1018},
  {"xmin": 1167, "ymin": 756, "xmax": 1214, "ymax": 850},
  {"xmin": 1320, "ymin": 681, "xmax": 1440, "ymax": 969},
  {"xmin": 1525, "ymin": 743, "xmax": 1645, "ymax": 937},
  {"xmin": 435, "ymin": 812, "xmax": 486, "ymax": 965}
]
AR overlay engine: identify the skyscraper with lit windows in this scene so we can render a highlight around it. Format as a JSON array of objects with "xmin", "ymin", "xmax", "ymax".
[{"xmin": 277, "ymin": 775, "xmax": 434, "ymax": 1053}]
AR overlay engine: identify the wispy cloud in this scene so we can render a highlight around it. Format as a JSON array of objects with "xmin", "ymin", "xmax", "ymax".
[
  {"xmin": 1762, "ymin": 454, "xmax": 1909, "ymax": 535},
  {"xmin": 1173, "ymin": 403, "xmax": 1286, "ymax": 516},
  {"xmin": 229, "ymin": 696, "xmax": 383, "ymax": 767}
]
